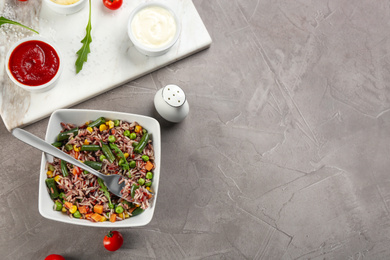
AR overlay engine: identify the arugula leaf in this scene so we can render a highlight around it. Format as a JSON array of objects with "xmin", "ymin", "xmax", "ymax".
[
  {"xmin": 0, "ymin": 16, "xmax": 39, "ymax": 34},
  {"xmin": 109, "ymin": 143, "xmax": 130, "ymax": 170},
  {"xmin": 97, "ymin": 178, "xmax": 113, "ymax": 208},
  {"xmin": 75, "ymin": 0, "xmax": 92, "ymax": 74}
]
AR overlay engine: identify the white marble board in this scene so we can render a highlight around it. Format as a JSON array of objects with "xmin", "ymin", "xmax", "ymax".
[{"xmin": 1, "ymin": 0, "xmax": 211, "ymax": 130}]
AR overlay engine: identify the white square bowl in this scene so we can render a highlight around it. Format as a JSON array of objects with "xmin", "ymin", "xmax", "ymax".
[{"xmin": 39, "ymin": 109, "xmax": 161, "ymax": 227}]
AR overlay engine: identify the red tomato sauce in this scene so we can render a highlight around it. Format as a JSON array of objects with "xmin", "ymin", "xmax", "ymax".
[{"xmin": 8, "ymin": 40, "xmax": 60, "ymax": 86}]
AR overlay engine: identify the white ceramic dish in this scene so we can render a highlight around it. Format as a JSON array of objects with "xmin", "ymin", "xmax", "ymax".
[
  {"xmin": 38, "ymin": 109, "xmax": 161, "ymax": 227},
  {"xmin": 43, "ymin": 0, "xmax": 87, "ymax": 15},
  {"xmin": 128, "ymin": 2, "xmax": 181, "ymax": 56},
  {"xmin": 5, "ymin": 36, "xmax": 63, "ymax": 93}
]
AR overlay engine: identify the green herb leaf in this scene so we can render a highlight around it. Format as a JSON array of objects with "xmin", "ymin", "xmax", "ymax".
[
  {"xmin": 0, "ymin": 16, "xmax": 39, "ymax": 34},
  {"xmin": 97, "ymin": 178, "xmax": 113, "ymax": 208},
  {"xmin": 75, "ymin": 0, "xmax": 92, "ymax": 74}
]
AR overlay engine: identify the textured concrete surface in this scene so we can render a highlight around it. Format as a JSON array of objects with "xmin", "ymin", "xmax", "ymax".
[{"xmin": 2, "ymin": 0, "xmax": 390, "ymax": 259}]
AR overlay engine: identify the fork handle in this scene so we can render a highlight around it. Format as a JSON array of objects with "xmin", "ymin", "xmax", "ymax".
[{"xmin": 11, "ymin": 128, "xmax": 108, "ymax": 181}]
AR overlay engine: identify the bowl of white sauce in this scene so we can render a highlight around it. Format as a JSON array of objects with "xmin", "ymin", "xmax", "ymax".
[
  {"xmin": 43, "ymin": 0, "xmax": 87, "ymax": 15},
  {"xmin": 128, "ymin": 2, "xmax": 181, "ymax": 56}
]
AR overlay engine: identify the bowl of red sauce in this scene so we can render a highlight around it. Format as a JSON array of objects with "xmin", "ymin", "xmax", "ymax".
[{"xmin": 5, "ymin": 36, "xmax": 62, "ymax": 93}]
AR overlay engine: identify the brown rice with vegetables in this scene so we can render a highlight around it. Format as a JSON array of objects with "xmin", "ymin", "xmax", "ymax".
[{"xmin": 45, "ymin": 117, "xmax": 155, "ymax": 223}]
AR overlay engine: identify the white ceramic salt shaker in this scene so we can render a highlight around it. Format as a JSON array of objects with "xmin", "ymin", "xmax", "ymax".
[{"xmin": 154, "ymin": 84, "xmax": 189, "ymax": 123}]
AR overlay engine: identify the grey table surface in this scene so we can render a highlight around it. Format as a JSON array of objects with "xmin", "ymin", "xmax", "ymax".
[{"xmin": 2, "ymin": 0, "xmax": 390, "ymax": 259}]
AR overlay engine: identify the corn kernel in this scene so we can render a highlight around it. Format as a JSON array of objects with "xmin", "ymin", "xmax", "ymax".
[
  {"xmin": 46, "ymin": 170, "xmax": 54, "ymax": 178},
  {"xmin": 125, "ymin": 213, "xmax": 130, "ymax": 218},
  {"xmin": 135, "ymin": 125, "xmax": 142, "ymax": 133},
  {"xmin": 54, "ymin": 175, "xmax": 62, "ymax": 182},
  {"xmin": 124, "ymin": 153, "xmax": 129, "ymax": 158},
  {"xmin": 62, "ymin": 207, "xmax": 67, "ymax": 213},
  {"xmin": 135, "ymin": 204, "xmax": 140, "ymax": 207},
  {"xmin": 146, "ymin": 187, "xmax": 150, "ymax": 191},
  {"xmin": 73, "ymin": 145, "xmax": 80, "ymax": 152},
  {"xmin": 87, "ymin": 127, "xmax": 93, "ymax": 133},
  {"xmin": 108, "ymin": 121, "xmax": 115, "ymax": 129},
  {"xmin": 100, "ymin": 216, "xmax": 107, "ymax": 222},
  {"xmin": 84, "ymin": 139, "xmax": 90, "ymax": 145},
  {"xmin": 118, "ymin": 213, "xmax": 124, "ymax": 218},
  {"xmin": 99, "ymin": 124, "xmax": 107, "ymax": 131},
  {"xmin": 69, "ymin": 205, "xmax": 77, "ymax": 214}
]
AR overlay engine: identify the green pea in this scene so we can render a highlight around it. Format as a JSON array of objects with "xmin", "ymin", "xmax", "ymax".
[
  {"xmin": 142, "ymin": 155, "xmax": 149, "ymax": 162},
  {"xmin": 146, "ymin": 171, "xmax": 153, "ymax": 179},
  {"xmin": 48, "ymin": 164, "xmax": 55, "ymax": 171},
  {"xmin": 138, "ymin": 178, "xmax": 145, "ymax": 186},
  {"xmin": 83, "ymin": 170, "xmax": 89, "ymax": 175},
  {"xmin": 115, "ymin": 205, "xmax": 124, "ymax": 214},
  {"xmin": 109, "ymin": 203, "xmax": 114, "ymax": 209},
  {"xmin": 114, "ymin": 119, "xmax": 120, "ymax": 127},
  {"xmin": 123, "ymin": 130, "xmax": 130, "ymax": 137},
  {"xmin": 54, "ymin": 201, "xmax": 63, "ymax": 211},
  {"xmin": 129, "ymin": 132, "xmax": 137, "ymax": 140},
  {"xmin": 145, "ymin": 180, "xmax": 152, "ymax": 187},
  {"xmin": 108, "ymin": 135, "xmax": 116, "ymax": 143},
  {"xmin": 99, "ymin": 155, "xmax": 106, "ymax": 161},
  {"xmin": 73, "ymin": 210, "xmax": 81, "ymax": 218},
  {"xmin": 118, "ymin": 158, "xmax": 125, "ymax": 166},
  {"xmin": 65, "ymin": 144, "xmax": 73, "ymax": 151},
  {"xmin": 59, "ymin": 192, "xmax": 65, "ymax": 199},
  {"xmin": 129, "ymin": 160, "xmax": 136, "ymax": 168}
]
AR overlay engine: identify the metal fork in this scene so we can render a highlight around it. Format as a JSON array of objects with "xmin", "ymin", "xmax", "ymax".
[{"xmin": 11, "ymin": 128, "xmax": 126, "ymax": 198}]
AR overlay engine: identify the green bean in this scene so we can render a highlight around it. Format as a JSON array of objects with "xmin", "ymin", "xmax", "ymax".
[
  {"xmin": 87, "ymin": 117, "xmax": 106, "ymax": 128},
  {"xmin": 60, "ymin": 160, "xmax": 69, "ymax": 177},
  {"xmin": 84, "ymin": 161, "xmax": 102, "ymax": 170},
  {"xmin": 109, "ymin": 143, "xmax": 129, "ymax": 170},
  {"xmin": 100, "ymin": 141, "xmax": 115, "ymax": 163},
  {"xmin": 57, "ymin": 128, "xmax": 79, "ymax": 141},
  {"xmin": 134, "ymin": 132, "xmax": 149, "ymax": 154},
  {"xmin": 131, "ymin": 184, "xmax": 139, "ymax": 198},
  {"xmin": 80, "ymin": 144, "xmax": 101, "ymax": 152},
  {"xmin": 131, "ymin": 207, "xmax": 144, "ymax": 216},
  {"xmin": 51, "ymin": 141, "xmax": 63, "ymax": 148},
  {"xmin": 45, "ymin": 178, "xmax": 60, "ymax": 199}
]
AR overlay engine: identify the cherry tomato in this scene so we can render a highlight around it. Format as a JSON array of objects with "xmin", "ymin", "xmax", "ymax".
[
  {"xmin": 103, "ymin": 230, "xmax": 124, "ymax": 251},
  {"xmin": 45, "ymin": 254, "xmax": 65, "ymax": 260},
  {"xmin": 102, "ymin": 0, "xmax": 123, "ymax": 10}
]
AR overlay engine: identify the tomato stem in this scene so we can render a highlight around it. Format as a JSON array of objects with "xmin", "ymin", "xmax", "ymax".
[{"xmin": 107, "ymin": 231, "xmax": 114, "ymax": 238}]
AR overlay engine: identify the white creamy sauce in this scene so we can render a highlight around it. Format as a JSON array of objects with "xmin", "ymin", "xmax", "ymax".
[
  {"xmin": 50, "ymin": 0, "xmax": 80, "ymax": 5},
  {"xmin": 131, "ymin": 6, "xmax": 177, "ymax": 48}
]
